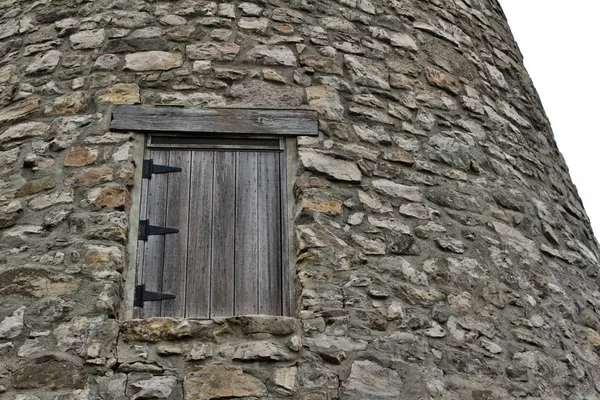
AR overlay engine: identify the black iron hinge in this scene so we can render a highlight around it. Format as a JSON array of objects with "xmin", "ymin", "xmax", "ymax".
[
  {"xmin": 138, "ymin": 220, "xmax": 179, "ymax": 241},
  {"xmin": 134, "ymin": 284, "xmax": 176, "ymax": 308},
  {"xmin": 142, "ymin": 159, "xmax": 182, "ymax": 179}
]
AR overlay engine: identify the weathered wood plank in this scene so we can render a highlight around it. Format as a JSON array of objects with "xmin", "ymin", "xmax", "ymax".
[
  {"xmin": 280, "ymin": 150, "xmax": 291, "ymax": 317},
  {"xmin": 234, "ymin": 152, "xmax": 259, "ymax": 315},
  {"xmin": 160, "ymin": 151, "xmax": 191, "ymax": 318},
  {"xmin": 186, "ymin": 151, "xmax": 214, "ymax": 319},
  {"xmin": 211, "ymin": 152, "xmax": 236, "ymax": 317},
  {"xmin": 143, "ymin": 150, "xmax": 169, "ymax": 318},
  {"xmin": 257, "ymin": 152, "xmax": 282, "ymax": 315},
  {"xmin": 135, "ymin": 156, "xmax": 149, "ymax": 287},
  {"xmin": 111, "ymin": 105, "xmax": 318, "ymax": 137}
]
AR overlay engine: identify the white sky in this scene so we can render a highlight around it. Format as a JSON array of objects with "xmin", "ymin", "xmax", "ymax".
[{"xmin": 499, "ymin": 0, "xmax": 600, "ymax": 239}]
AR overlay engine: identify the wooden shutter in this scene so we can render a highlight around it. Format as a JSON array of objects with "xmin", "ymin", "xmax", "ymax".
[{"xmin": 137, "ymin": 141, "xmax": 285, "ymax": 318}]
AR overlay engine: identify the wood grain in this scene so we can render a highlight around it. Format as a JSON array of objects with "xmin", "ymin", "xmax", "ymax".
[
  {"xmin": 111, "ymin": 105, "xmax": 318, "ymax": 137},
  {"xmin": 234, "ymin": 152, "xmax": 259, "ymax": 315},
  {"xmin": 258, "ymin": 152, "xmax": 283, "ymax": 315},
  {"xmin": 210, "ymin": 151, "xmax": 236, "ymax": 317},
  {"xmin": 161, "ymin": 151, "xmax": 191, "ymax": 317},
  {"xmin": 186, "ymin": 152, "xmax": 214, "ymax": 318},
  {"xmin": 143, "ymin": 150, "xmax": 169, "ymax": 317}
]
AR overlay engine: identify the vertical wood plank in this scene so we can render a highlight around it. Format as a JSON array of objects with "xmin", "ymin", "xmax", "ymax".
[
  {"xmin": 136, "ymin": 151, "xmax": 150, "ymax": 287},
  {"xmin": 143, "ymin": 150, "xmax": 169, "ymax": 318},
  {"xmin": 211, "ymin": 152, "xmax": 236, "ymax": 317},
  {"xmin": 257, "ymin": 152, "xmax": 283, "ymax": 315},
  {"xmin": 280, "ymin": 147, "xmax": 292, "ymax": 317},
  {"xmin": 235, "ymin": 152, "xmax": 259, "ymax": 315},
  {"xmin": 186, "ymin": 152, "xmax": 214, "ymax": 318},
  {"xmin": 161, "ymin": 151, "xmax": 192, "ymax": 317}
]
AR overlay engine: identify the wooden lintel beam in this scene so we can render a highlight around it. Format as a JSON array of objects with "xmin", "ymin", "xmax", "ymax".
[{"xmin": 110, "ymin": 105, "xmax": 319, "ymax": 136}]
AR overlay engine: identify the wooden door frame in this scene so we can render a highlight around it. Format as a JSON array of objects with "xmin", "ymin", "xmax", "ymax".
[
  {"xmin": 115, "ymin": 105, "xmax": 315, "ymax": 320},
  {"xmin": 124, "ymin": 135, "xmax": 297, "ymax": 320}
]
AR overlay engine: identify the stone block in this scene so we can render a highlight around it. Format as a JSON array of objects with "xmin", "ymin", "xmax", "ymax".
[
  {"xmin": 185, "ymin": 364, "xmax": 267, "ymax": 400},
  {"xmin": 12, "ymin": 357, "xmax": 86, "ymax": 389},
  {"xmin": 124, "ymin": 51, "xmax": 183, "ymax": 71},
  {"xmin": 0, "ymin": 98, "xmax": 41, "ymax": 123},
  {"xmin": 16, "ymin": 176, "xmax": 56, "ymax": 197},
  {"xmin": 0, "ymin": 268, "xmax": 81, "ymax": 298},
  {"xmin": 97, "ymin": 83, "xmax": 140, "ymax": 104},
  {"xmin": 64, "ymin": 147, "xmax": 98, "ymax": 166}
]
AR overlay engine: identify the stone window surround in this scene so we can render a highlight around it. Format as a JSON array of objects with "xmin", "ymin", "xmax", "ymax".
[{"xmin": 115, "ymin": 106, "xmax": 310, "ymax": 321}]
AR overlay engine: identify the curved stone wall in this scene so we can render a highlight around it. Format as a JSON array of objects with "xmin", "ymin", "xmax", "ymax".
[{"xmin": 0, "ymin": 0, "xmax": 599, "ymax": 398}]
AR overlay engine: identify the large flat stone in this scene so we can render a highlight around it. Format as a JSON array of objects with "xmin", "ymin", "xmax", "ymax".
[
  {"xmin": 186, "ymin": 42, "xmax": 240, "ymax": 61},
  {"xmin": 70, "ymin": 29, "xmax": 105, "ymax": 49},
  {"xmin": 0, "ymin": 122, "xmax": 50, "ymax": 144},
  {"xmin": 97, "ymin": 83, "xmax": 140, "ymax": 104},
  {"xmin": 306, "ymin": 86, "xmax": 344, "ymax": 120},
  {"xmin": 12, "ymin": 357, "xmax": 86, "ymax": 389},
  {"xmin": 185, "ymin": 364, "xmax": 267, "ymax": 400},
  {"xmin": 493, "ymin": 221, "xmax": 541, "ymax": 262},
  {"xmin": 0, "ymin": 98, "xmax": 41, "ymax": 123},
  {"xmin": 46, "ymin": 92, "xmax": 88, "ymax": 115},
  {"xmin": 121, "ymin": 318, "xmax": 193, "ymax": 342},
  {"xmin": 0, "ymin": 268, "xmax": 80, "ymax": 298},
  {"xmin": 299, "ymin": 150, "xmax": 362, "ymax": 182},
  {"xmin": 372, "ymin": 179, "xmax": 422, "ymax": 201},
  {"xmin": 124, "ymin": 51, "xmax": 183, "ymax": 71},
  {"xmin": 29, "ymin": 191, "xmax": 74, "ymax": 210},
  {"xmin": 342, "ymin": 360, "xmax": 402, "ymax": 398},
  {"xmin": 0, "ymin": 306, "xmax": 25, "ymax": 339},
  {"xmin": 344, "ymin": 54, "xmax": 390, "ymax": 90},
  {"xmin": 25, "ymin": 50, "xmax": 62, "ymax": 75},
  {"xmin": 16, "ymin": 176, "xmax": 56, "ymax": 197},
  {"xmin": 245, "ymin": 45, "xmax": 297, "ymax": 66}
]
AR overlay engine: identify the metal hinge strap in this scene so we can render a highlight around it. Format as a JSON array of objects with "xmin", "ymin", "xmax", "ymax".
[
  {"xmin": 142, "ymin": 159, "xmax": 182, "ymax": 179},
  {"xmin": 138, "ymin": 220, "xmax": 179, "ymax": 241},
  {"xmin": 134, "ymin": 284, "xmax": 176, "ymax": 308}
]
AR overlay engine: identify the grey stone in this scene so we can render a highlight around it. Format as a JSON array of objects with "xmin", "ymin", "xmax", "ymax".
[
  {"xmin": 372, "ymin": 179, "xmax": 422, "ymax": 201},
  {"xmin": 0, "ymin": 98, "xmax": 41, "ymax": 123},
  {"xmin": 349, "ymin": 105, "xmax": 394, "ymax": 124},
  {"xmin": 185, "ymin": 365, "xmax": 267, "ymax": 400},
  {"xmin": 238, "ymin": 17, "xmax": 270, "ymax": 34},
  {"xmin": 25, "ymin": 50, "xmax": 62, "ymax": 75},
  {"xmin": 0, "ymin": 306, "xmax": 25, "ymax": 339},
  {"xmin": 94, "ymin": 54, "xmax": 120, "ymax": 70},
  {"xmin": 246, "ymin": 45, "xmax": 297, "ymax": 66},
  {"xmin": 29, "ymin": 191, "xmax": 74, "ymax": 210},
  {"xmin": 344, "ymin": 54, "xmax": 390, "ymax": 90},
  {"xmin": 342, "ymin": 360, "xmax": 402, "ymax": 398},
  {"xmin": 187, "ymin": 343, "xmax": 213, "ymax": 361},
  {"xmin": 493, "ymin": 221, "xmax": 541, "ymax": 262},
  {"xmin": 70, "ymin": 29, "xmax": 105, "ymax": 49},
  {"xmin": 299, "ymin": 150, "xmax": 362, "ymax": 182},
  {"xmin": 131, "ymin": 376, "xmax": 177, "ymax": 400},
  {"xmin": 389, "ymin": 32, "xmax": 418, "ymax": 51},
  {"xmin": 221, "ymin": 341, "xmax": 293, "ymax": 361},
  {"xmin": 435, "ymin": 236, "xmax": 466, "ymax": 254},
  {"xmin": 354, "ymin": 125, "xmax": 392, "ymax": 144},
  {"xmin": 0, "ymin": 19, "xmax": 19, "ymax": 40},
  {"xmin": 306, "ymin": 86, "xmax": 344, "ymax": 120},
  {"xmin": 124, "ymin": 51, "xmax": 183, "ymax": 71},
  {"xmin": 239, "ymin": 3, "xmax": 263, "ymax": 16},
  {"xmin": 274, "ymin": 367, "xmax": 297, "ymax": 395},
  {"xmin": 186, "ymin": 42, "xmax": 240, "ymax": 61}
]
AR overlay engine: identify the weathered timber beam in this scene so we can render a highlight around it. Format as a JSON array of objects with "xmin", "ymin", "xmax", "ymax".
[{"xmin": 110, "ymin": 105, "xmax": 319, "ymax": 136}]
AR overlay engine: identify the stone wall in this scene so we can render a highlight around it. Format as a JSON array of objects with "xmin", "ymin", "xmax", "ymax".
[{"xmin": 1, "ymin": 0, "xmax": 600, "ymax": 399}]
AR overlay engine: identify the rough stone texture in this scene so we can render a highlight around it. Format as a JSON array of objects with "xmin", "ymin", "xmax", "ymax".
[
  {"xmin": 0, "ymin": 1, "xmax": 598, "ymax": 399},
  {"xmin": 185, "ymin": 364, "xmax": 268, "ymax": 400},
  {"xmin": 124, "ymin": 52, "xmax": 183, "ymax": 71}
]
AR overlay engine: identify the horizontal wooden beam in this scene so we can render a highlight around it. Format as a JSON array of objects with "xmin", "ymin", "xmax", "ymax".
[{"xmin": 110, "ymin": 105, "xmax": 319, "ymax": 136}]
